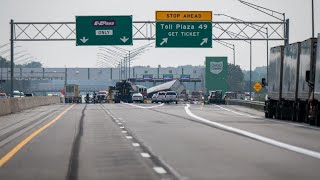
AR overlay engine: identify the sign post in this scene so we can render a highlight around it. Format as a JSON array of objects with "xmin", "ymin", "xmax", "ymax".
[
  {"xmin": 76, "ymin": 16, "xmax": 133, "ymax": 46},
  {"xmin": 155, "ymin": 11, "xmax": 212, "ymax": 48}
]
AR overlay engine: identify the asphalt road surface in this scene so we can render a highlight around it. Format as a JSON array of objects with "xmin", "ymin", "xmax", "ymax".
[{"xmin": 0, "ymin": 103, "xmax": 320, "ymax": 180}]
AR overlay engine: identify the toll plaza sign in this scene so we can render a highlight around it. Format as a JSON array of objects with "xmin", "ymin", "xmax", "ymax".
[
  {"xmin": 155, "ymin": 11, "xmax": 212, "ymax": 48},
  {"xmin": 76, "ymin": 16, "xmax": 132, "ymax": 46}
]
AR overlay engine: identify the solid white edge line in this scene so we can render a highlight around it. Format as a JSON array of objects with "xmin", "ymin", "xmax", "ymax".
[
  {"xmin": 185, "ymin": 104, "xmax": 320, "ymax": 160},
  {"xmin": 215, "ymin": 104, "xmax": 258, "ymax": 118},
  {"xmin": 215, "ymin": 104, "xmax": 320, "ymax": 130},
  {"xmin": 123, "ymin": 102, "xmax": 164, "ymax": 109},
  {"xmin": 153, "ymin": 167, "xmax": 167, "ymax": 174}
]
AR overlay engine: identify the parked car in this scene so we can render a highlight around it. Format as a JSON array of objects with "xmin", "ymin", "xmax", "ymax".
[
  {"xmin": 25, "ymin": 93, "xmax": 34, "ymax": 97},
  {"xmin": 132, "ymin": 93, "xmax": 144, "ymax": 103},
  {"xmin": 0, "ymin": 93, "xmax": 7, "ymax": 99},
  {"xmin": 208, "ymin": 90, "xmax": 224, "ymax": 104},
  {"xmin": 151, "ymin": 94, "xmax": 157, "ymax": 103},
  {"xmin": 165, "ymin": 91, "xmax": 178, "ymax": 104},
  {"xmin": 156, "ymin": 91, "xmax": 166, "ymax": 103},
  {"xmin": 13, "ymin": 91, "xmax": 24, "ymax": 98}
]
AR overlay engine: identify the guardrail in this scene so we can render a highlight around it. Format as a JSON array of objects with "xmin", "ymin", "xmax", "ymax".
[{"xmin": 225, "ymin": 99, "xmax": 265, "ymax": 111}]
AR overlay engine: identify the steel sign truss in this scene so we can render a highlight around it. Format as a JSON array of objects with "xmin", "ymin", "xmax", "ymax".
[{"xmin": 12, "ymin": 21, "xmax": 286, "ymax": 41}]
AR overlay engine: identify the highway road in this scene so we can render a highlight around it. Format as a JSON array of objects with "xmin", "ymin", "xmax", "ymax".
[{"xmin": 0, "ymin": 103, "xmax": 320, "ymax": 180}]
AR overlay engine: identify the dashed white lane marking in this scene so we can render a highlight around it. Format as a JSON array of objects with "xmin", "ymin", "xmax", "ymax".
[
  {"xmin": 215, "ymin": 105, "xmax": 258, "ymax": 118},
  {"xmin": 132, "ymin": 143, "xmax": 140, "ymax": 147},
  {"xmin": 118, "ymin": 122, "xmax": 122, "ymax": 125},
  {"xmin": 123, "ymin": 102, "xmax": 164, "ymax": 109},
  {"xmin": 141, "ymin": 153, "xmax": 151, "ymax": 158},
  {"xmin": 119, "ymin": 126, "xmax": 125, "ymax": 129},
  {"xmin": 185, "ymin": 104, "xmax": 320, "ymax": 160},
  {"xmin": 153, "ymin": 167, "xmax": 167, "ymax": 174},
  {"xmin": 122, "ymin": 131, "xmax": 127, "ymax": 134},
  {"xmin": 126, "ymin": 136, "xmax": 133, "ymax": 139}
]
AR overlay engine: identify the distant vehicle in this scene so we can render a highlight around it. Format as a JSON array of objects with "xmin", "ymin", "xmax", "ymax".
[
  {"xmin": 151, "ymin": 94, "xmax": 157, "ymax": 103},
  {"xmin": 97, "ymin": 91, "xmax": 108, "ymax": 103},
  {"xmin": 165, "ymin": 91, "xmax": 178, "ymax": 104},
  {"xmin": 208, "ymin": 90, "xmax": 224, "ymax": 104},
  {"xmin": 65, "ymin": 84, "xmax": 81, "ymax": 103},
  {"xmin": 25, "ymin": 93, "xmax": 34, "ymax": 97},
  {"xmin": 13, "ymin": 91, "xmax": 24, "ymax": 98},
  {"xmin": 114, "ymin": 80, "xmax": 133, "ymax": 103},
  {"xmin": 0, "ymin": 93, "xmax": 7, "ymax": 99},
  {"xmin": 132, "ymin": 93, "xmax": 144, "ymax": 103},
  {"xmin": 224, "ymin": 92, "xmax": 237, "ymax": 99},
  {"xmin": 190, "ymin": 91, "xmax": 204, "ymax": 101},
  {"xmin": 156, "ymin": 91, "xmax": 166, "ymax": 103}
]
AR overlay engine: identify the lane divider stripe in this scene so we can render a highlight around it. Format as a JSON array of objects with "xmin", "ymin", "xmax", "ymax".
[
  {"xmin": 0, "ymin": 104, "xmax": 75, "ymax": 167},
  {"xmin": 185, "ymin": 104, "xmax": 320, "ymax": 160},
  {"xmin": 123, "ymin": 103, "xmax": 164, "ymax": 109}
]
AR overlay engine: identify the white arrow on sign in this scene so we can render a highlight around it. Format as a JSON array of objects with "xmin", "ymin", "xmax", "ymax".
[
  {"xmin": 160, "ymin": 38, "xmax": 168, "ymax": 46},
  {"xmin": 80, "ymin": 37, "xmax": 89, "ymax": 43},
  {"xmin": 200, "ymin": 38, "xmax": 208, "ymax": 46},
  {"xmin": 120, "ymin": 36, "xmax": 129, "ymax": 43}
]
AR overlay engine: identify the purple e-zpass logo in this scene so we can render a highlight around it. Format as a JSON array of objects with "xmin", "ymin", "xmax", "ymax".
[{"xmin": 92, "ymin": 20, "xmax": 116, "ymax": 27}]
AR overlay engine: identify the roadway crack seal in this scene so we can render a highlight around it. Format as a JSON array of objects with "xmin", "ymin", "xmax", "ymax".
[
  {"xmin": 100, "ymin": 104, "xmax": 182, "ymax": 180},
  {"xmin": 66, "ymin": 105, "xmax": 86, "ymax": 180}
]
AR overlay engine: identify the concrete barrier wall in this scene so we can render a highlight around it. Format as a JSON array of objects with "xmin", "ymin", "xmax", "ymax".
[
  {"xmin": 225, "ymin": 99, "xmax": 265, "ymax": 111},
  {"xmin": 0, "ymin": 96, "xmax": 61, "ymax": 116}
]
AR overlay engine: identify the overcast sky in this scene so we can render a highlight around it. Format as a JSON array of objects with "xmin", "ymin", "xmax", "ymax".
[{"xmin": 0, "ymin": 0, "xmax": 319, "ymax": 70}]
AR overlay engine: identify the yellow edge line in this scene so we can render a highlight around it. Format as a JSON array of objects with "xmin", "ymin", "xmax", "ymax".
[{"xmin": 0, "ymin": 104, "xmax": 75, "ymax": 167}]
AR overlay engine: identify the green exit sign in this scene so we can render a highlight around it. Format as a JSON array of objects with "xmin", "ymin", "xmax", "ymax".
[
  {"xmin": 76, "ymin": 16, "xmax": 133, "ymax": 46},
  {"xmin": 156, "ymin": 22, "xmax": 212, "ymax": 48}
]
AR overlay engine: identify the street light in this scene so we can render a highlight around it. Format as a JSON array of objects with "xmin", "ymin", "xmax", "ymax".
[
  {"xmin": 215, "ymin": 13, "xmax": 269, "ymax": 100},
  {"xmin": 312, "ymin": 0, "xmax": 315, "ymax": 38},
  {"xmin": 215, "ymin": 40, "xmax": 236, "ymax": 65},
  {"xmin": 100, "ymin": 43, "xmax": 153, "ymax": 79}
]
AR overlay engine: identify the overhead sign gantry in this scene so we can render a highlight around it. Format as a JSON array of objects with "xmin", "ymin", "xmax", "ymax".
[{"xmin": 155, "ymin": 11, "xmax": 212, "ymax": 48}]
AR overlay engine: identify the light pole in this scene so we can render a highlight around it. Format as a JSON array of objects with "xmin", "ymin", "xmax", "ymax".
[
  {"xmin": 312, "ymin": 0, "xmax": 315, "ymax": 38},
  {"xmin": 100, "ymin": 42, "xmax": 153, "ymax": 80},
  {"xmin": 215, "ymin": 13, "xmax": 267, "ymax": 99},
  {"xmin": 215, "ymin": 40, "xmax": 236, "ymax": 65}
]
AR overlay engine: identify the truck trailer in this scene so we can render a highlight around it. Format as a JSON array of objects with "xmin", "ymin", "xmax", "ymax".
[
  {"xmin": 263, "ymin": 36, "xmax": 319, "ymax": 126},
  {"xmin": 65, "ymin": 84, "xmax": 81, "ymax": 103}
]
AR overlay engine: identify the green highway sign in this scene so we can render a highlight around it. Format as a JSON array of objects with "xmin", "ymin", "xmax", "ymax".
[
  {"xmin": 156, "ymin": 22, "xmax": 212, "ymax": 48},
  {"xmin": 76, "ymin": 16, "xmax": 133, "ymax": 46}
]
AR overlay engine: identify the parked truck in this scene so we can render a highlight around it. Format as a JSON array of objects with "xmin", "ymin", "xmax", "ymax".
[
  {"xmin": 263, "ymin": 46, "xmax": 284, "ymax": 119},
  {"xmin": 65, "ymin": 84, "xmax": 81, "ymax": 103},
  {"xmin": 263, "ymin": 36, "xmax": 319, "ymax": 126}
]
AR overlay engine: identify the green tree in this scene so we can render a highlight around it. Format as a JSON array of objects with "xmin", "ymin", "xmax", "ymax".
[
  {"xmin": 227, "ymin": 63, "xmax": 244, "ymax": 92},
  {"xmin": 15, "ymin": 61, "xmax": 43, "ymax": 68}
]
